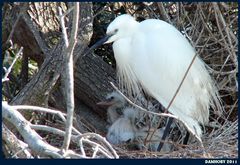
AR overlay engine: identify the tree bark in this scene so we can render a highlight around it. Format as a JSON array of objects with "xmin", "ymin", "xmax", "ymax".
[
  {"xmin": 2, "ymin": 123, "xmax": 33, "ymax": 158},
  {"xmin": 3, "ymin": 2, "xmax": 116, "ymax": 134}
]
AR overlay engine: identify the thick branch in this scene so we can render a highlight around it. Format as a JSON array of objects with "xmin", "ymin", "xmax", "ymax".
[
  {"xmin": 2, "ymin": 123, "xmax": 33, "ymax": 158},
  {"xmin": 2, "ymin": 102, "xmax": 62, "ymax": 158}
]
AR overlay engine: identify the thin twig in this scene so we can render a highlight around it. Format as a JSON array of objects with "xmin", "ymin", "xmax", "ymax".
[
  {"xmin": 11, "ymin": 105, "xmax": 81, "ymax": 135},
  {"xmin": 213, "ymin": 3, "xmax": 237, "ymax": 65},
  {"xmin": 78, "ymin": 132, "xmax": 119, "ymax": 158},
  {"xmin": 79, "ymin": 138, "xmax": 86, "ymax": 157},
  {"xmin": 58, "ymin": 7, "xmax": 69, "ymax": 47},
  {"xmin": 92, "ymin": 145, "xmax": 99, "ymax": 158},
  {"xmin": 2, "ymin": 47, "xmax": 23, "ymax": 82},
  {"xmin": 11, "ymin": 146, "xmax": 30, "ymax": 158},
  {"xmin": 82, "ymin": 138, "xmax": 114, "ymax": 158},
  {"xmin": 2, "ymin": 102, "xmax": 63, "ymax": 158},
  {"xmin": 166, "ymin": 54, "xmax": 198, "ymax": 112},
  {"xmin": 3, "ymin": 102, "xmax": 87, "ymax": 158},
  {"xmin": 6, "ymin": 13, "xmax": 22, "ymax": 46},
  {"xmin": 30, "ymin": 124, "xmax": 79, "ymax": 142},
  {"xmin": 157, "ymin": 3, "xmax": 172, "ymax": 24}
]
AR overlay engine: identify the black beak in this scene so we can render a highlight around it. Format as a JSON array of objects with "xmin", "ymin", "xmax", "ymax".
[{"xmin": 84, "ymin": 34, "xmax": 112, "ymax": 56}]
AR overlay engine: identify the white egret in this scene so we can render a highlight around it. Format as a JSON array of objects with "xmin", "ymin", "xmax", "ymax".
[{"xmin": 90, "ymin": 14, "xmax": 222, "ymax": 149}]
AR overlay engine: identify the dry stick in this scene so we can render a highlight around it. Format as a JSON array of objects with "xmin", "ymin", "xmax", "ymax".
[
  {"xmin": 93, "ymin": 4, "xmax": 109, "ymax": 18},
  {"xmin": 79, "ymin": 138, "xmax": 86, "ymax": 157},
  {"xmin": 150, "ymin": 52, "xmax": 198, "ymax": 144},
  {"xmin": 3, "ymin": 102, "xmax": 86, "ymax": 158},
  {"xmin": 2, "ymin": 102, "xmax": 63, "ymax": 158},
  {"xmin": 166, "ymin": 57, "xmax": 198, "ymax": 109},
  {"xmin": 12, "ymin": 104, "xmax": 81, "ymax": 135},
  {"xmin": 59, "ymin": 7, "xmax": 69, "ymax": 47},
  {"xmin": 81, "ymin": 139, "xmax": 114, "ymax": 158},
  {"xmin": 213, "ymin": 3, "xmax": 237, "ymax": 81},
  {"xmin": 198, "ymin": 7, "xmax": 221, "ymax": 46},
  {"xmin": 31, "ymin": 124, "xmax": 88, "ymax": 158},
  {"xmin": 2, "ymin": 47, "xmax": 23, "ymax": 82},
  {"xmin": 92, "ymin": 145, "xmax": 99, "ymax": 158},
  {"xmin": 30, "ymin": 124, "xmax": 79, "ymax": 142},
  {"xmin": 82, "ymin": 139, "xmax": 111, "ymax": 158},
  {"xmin": 63, "ymin": 150, "xmax": 86, "ymax": 158},
  {"xmin": 60, "ymin": 3, "xmax": 79, "ymax": 151},
  {"xmin": 224, "ymin": 99, "xmax": 238, "ymax": 124},
  {"xmin": 157, "ymin": 3, "xmax": 172, "ymax": 24},
  {"xmin": 61, "ymin": 6, "xmax": 74, "ymax": 18},
  {"xmin": 31, "ymin": 124, "xmax": 118, "ymax": 158},
  {"xmin": 78, "ymin": 132, "xmax": 119, "ymax": 158},
  {"xmin": 11, "ymin": 146, "xmax": 30, "ymax": 158},
  {"xmin": 213, "ymin": 3, "xmax": 237, "ymax": 65},
  {"xmin": 5, "ymin": 13, "xmax": 22, "ymax": 46}
]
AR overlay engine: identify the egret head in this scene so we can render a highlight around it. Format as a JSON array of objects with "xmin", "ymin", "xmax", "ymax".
[
  {"xmin": 85, "ymin": 14, "xmax": 138, "ymax": 54},
  {"xmin": 105, "ymin": 14, "xmax": 138, "ymax": 43},
  {"xmin": 97, "ymin": 92, "xmax": 126, "ymax": 109}
]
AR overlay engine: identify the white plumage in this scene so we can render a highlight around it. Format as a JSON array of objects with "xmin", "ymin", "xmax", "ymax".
[
  {"xmin": 104, "ymin": 14, "xmax": 222, "ymax": 138},
  {"xmin": 98, "ymin": 92, "xmax": 170, "ymax": 151},
  {"xmin": 106, "ymin": 116, "xmax": 135, "ymax": 145},
  {"xmin": 106, "ymin": 106, "xmax": 171, "ymax": 152}
]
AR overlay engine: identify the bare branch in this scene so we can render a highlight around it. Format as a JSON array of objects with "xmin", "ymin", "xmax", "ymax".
[
  {"xmin": 5, "ymin": 13, "xmax": 22, "ymax": 46},
  {"xmin": 58, "ymin": 7, "xmax": 69, "ymax": 47},
  {"xmin": 2, "ymin": 101, "xmax": 89, "ymax": 158},
  {"xmin": 92, "ymin": 145, "xmax": 99, "ymax": 158},
  {"xmin": 78, "ymin": 132, "xmax": 119, "ymax": 158},
  {"xmin": 31, "ymin": 124, "xmax": 79, "ymax": 141},
  {"xmin": 2, "ymin": 101, "xmax": 63, "ymax": 158},
  {"xmin": 11, "ymin": 105, "xmax": 81, "ymax": 135},
  {"xmin": 61, "ymin": 2, "xmax": 79, "ymax": 151}
]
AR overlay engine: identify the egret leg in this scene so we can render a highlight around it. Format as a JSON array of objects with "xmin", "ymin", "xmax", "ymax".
[
  {"xmin": 157, "ymin": 117, "xmax": 173, "ymax": 152},
  {"xmin": 183, "ymin": 131, "xmax": 190, "ymax": 145},
  {"xmin": 157, "ymin": 118, "xmax": 190, "ymax": 152}
]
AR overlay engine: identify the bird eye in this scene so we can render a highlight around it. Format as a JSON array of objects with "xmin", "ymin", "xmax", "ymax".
[
  {"xmin": 107, "ymin": 96, "xmax": 114, "ymax": 101},
  {"xmin": 114, "ymin": 29, "xmax": 118, "ymax": 33},
  {"xmin": 110, "ymin": 96, "xmax": 114, "ymax": 100}
]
